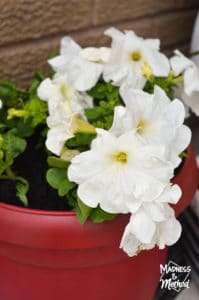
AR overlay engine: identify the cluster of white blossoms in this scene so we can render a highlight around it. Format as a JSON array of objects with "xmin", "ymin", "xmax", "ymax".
[{"xmin": 38, "ymin": 28, "xmax": 196, "ymax": 256}]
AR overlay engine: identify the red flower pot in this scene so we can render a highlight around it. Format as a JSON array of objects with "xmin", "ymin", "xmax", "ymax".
[{"xmin": 0, "ymin": 146, "xmax": 198, "ymax": 300}]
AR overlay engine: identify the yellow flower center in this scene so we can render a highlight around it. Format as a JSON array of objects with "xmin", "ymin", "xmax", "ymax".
[
  {"xmin": 141, "ymin": 62, "xmax": 152, "ymax": 79},
  {"xmin": 114, "ymin": 152, "xmax": 128, "ymax": 164},
  {"xmin": 131, "ymin": 51, "xmax": 142, "ymax": 62},
  {"xmin": 137, "ymin": 119, "xmax": 148, "ymax": 135}
]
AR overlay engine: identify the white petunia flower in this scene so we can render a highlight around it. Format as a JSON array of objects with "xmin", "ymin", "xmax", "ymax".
[
  {"xmin": 37, "ymin": 74, "xmax": 93, "ymax": 117},
  {"xmin": 48, "ymin": 37, "xmax": 110, "ymax": 91},
  {"xmin": 120, "ymin": 202, "xmax": 182, "ymax": 256},
  {"xmin": 37, "ymin": 74, "xmax": 93, "ymax": 155},
  {"xmin": 103, "ymin": 27, "xmax": 170, "ymax": 88},
  {"xmin": 110, "ymin": 85, "xmax": 191, "ymax": 168},
  {"xmin": 45, "ymin": 104, "xmax": 77, "ymax": 156},
  {"xmin": 45, "ymin": 107, "xmax": 95, "ymax": 156},
  {"xmin": 68, "ymin": 128, "xmax": 174, "ymax": 214},
  {"xmin": 170, "ymin": 50, "xmax": 199, "ymax": 116}
]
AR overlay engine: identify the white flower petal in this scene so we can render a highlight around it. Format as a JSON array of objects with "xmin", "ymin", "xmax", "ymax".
[
  {"xmin": 127, "ymin": 209, "xmax": 156, "ymax": 244},
  {"xmin": 48, "ymin": 37, "xmax": 81, "ymax": 72},
  {"xmin": 66, "ymin": 57, "xmax": 103, "ymax": 91},
  {"xmin": 46, "ymin": 126, "xmax": 73, "ymax": 156},
  {"xmin": 170, "ymin": 50, "xmax": 193, "ymax": 76},
  {"xmin": 145, "ymin": 51, "xmax": 170, "ymax": 76},
  {"xmin": 109, "ymin": 106, "xmax": 127, "ymax": 136},
  {"xmin": 68, "ymin": 129, "xmax": 173, "ymax": 213},
  {"xmin": 60, "ymin": 36, "xmax": 81, "ymax": 56},
  {"xmin": 103, "ymin": 27, "xmax": 170, "ymax": 87},
  {"xmin": 183, "ymin": 65, "xmax": 199, "ymax": 95},
  {"xmin": 157, "ymin": 184, "xmax": 182, "ymax": 205},
  {"xmin": 104, "ymin": 27, "xmax": 124, "ymax": 41},
  {"xmin": 37, "ymin": 78, "xmax": 55, "ymax": 102},
  {"xmin": 169, "ymin": 125, "xmax": 191, "ymax": 167},
  {"xmin": 182, "ymin": 91, "xmax": 199, "ymax": 116},
  {"xmin": 120, "ymin": 218, "xmax": 140, "ymax": 257},
  {"xmin": 68, "ymin": 150, "xmax": 109, "ymax": 184},
  {"xmin": 115, "ymin": 85, "xmax": 189, "ymax": 168},
  {"xmin": 80, "ymin": 47, "xmax": 110, "ymax": 63},
  {"xmin": 158, "ymin": 217, "xmax": 182, "ymax": 248},
  {"xmin": 144, "ymin": 202, "xmax": 172, "ymax": 222}
]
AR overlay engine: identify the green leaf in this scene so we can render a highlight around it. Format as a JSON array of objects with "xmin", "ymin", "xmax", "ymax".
[
  {"xmin": 90, "ymin": 206, "xmax": 116, "ymax": 223},
  {"xmin": 47, "ymin": 156, "xmax": 70, "ymax": 169},
  {"xmin": 3, "ymin": 130, "xmax": 27, "ymax": 159},
  {"xmin": 65, "ymin": 133, "xmax": 96, "ymax": 151},
  {"xmin": 76, "ymin": 198, "xmax": 93, "ymax": 224},
  {"xmin": 0, "ymin": 81, "xmax": 18, "ymax": 104},
  {"xmin": 179, "ymin": 151, "xmax": 188, "ymax": 159},
  {"xmin": 85, "ymin": 107, "xmax": 105, "ymax": 121},
  {"xmin": 29, "ymin": 71, "xmax": 45, "ymax": 97},
  {"xmin": 58, "ymin": 179, "xmax": 76, "ymax": 197},
  {"xmin": 16, "ymin": 182, "xmax": 29, "ymax": 206},
  {"xmin": 46, "ymin": 168, "xmax": 67, "ymax": 189},
  {"xmin": 24, "ymin": 97, "xmax": 48, "ymax": 128},
  {"xmin": 46, "ymin": 167, "xmax": 76, "ymax": 197}
]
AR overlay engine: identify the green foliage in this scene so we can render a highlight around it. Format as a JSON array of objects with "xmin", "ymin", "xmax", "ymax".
[
  {"xmin": 88, "ymin": 80, "xmax": 120, "ymax": 102},
  {"xmin": 70, "ymin": 197, "xmax": 116, "ymax": 224},
  {"xmin": 144, "ymin": 73, "xmax": 177, "ymax": 97},
  {"xmin": 0, "ymin": 130, "xmax": 27, "ymax": 173},
  {"xmin": 65, "ymin": 132, "xmax": 97, "ymax": 152},
  {"xmin": 0, "ymin": 80, "xmax": 28, "ymax": 107},
  {"xmin": 47, "ymin": 156, "xmax": 70, "ymax": 169},
  {"xmin": 46, "ymin": 168, "xmax": 76, "ymax": 197},
  {"xmin": 90, "ymin": 207, "xmax": 116, "ymax": 223},
  {"xmin": 16, "ymin": 182, "xmax": 29, "ymax": 207},
  {"xmin": 86, "ymin": 80, "xmax": 122, "ymax": 130},
  {"xmin": 0, "ymin": 72, "xmax": 48, "ymax": 206},
  {"xmin": 76, "ymin": 197, "xmax": 93, "ymax": 224}
]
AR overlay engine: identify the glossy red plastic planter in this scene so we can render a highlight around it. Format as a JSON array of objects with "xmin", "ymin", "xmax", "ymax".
[{"xmin": 0, "ymin": 146, "xmax": 198, "ymax": 300}]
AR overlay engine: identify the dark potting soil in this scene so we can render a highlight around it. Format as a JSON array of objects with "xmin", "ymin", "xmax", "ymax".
[{"xmin": 0, "ymin": 133, "xmax": 72, "ymax": 210}]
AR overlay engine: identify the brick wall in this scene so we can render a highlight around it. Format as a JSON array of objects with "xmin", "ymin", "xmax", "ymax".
[{"xmin": 0, "ymin": 0, "xmax": 198, "ymax": 86}]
